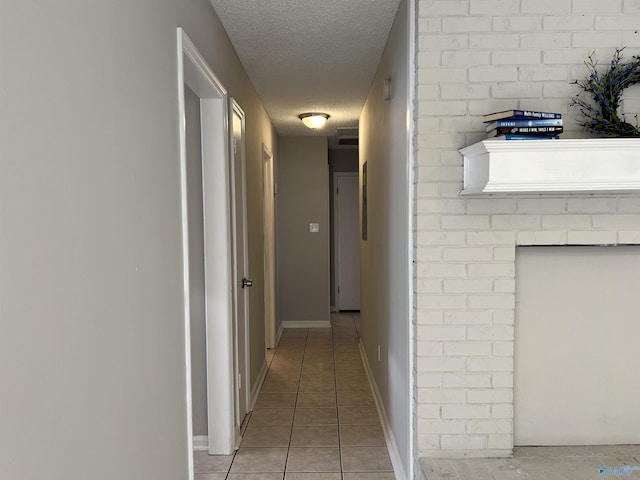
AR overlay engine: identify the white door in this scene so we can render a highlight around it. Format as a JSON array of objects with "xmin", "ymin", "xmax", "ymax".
[
  {"xmin": 263, "ymin": 146, "xmax": 277, "ymax": 349},
  {"xmin": 230, "ymin": 100, "xmax": 251, "ymax": 429},
  {"xmin": 336, "ymin": 173, "xmax": 360, "ymax": 311}
]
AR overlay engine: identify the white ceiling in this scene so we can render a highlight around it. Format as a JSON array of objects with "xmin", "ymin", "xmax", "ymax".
[{"xmin": 209, "ymin": 0, "xmax": 402, "ymax": 136}]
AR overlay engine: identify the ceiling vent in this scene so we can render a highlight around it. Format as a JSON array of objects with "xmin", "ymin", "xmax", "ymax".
[{"xmin": 335, "ymin": 127, "xmax": 359, "ymax": 146}]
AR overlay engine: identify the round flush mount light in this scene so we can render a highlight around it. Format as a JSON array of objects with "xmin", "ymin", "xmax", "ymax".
[{"xmin": 299, "ymin": 112, "xmax": 330, "ymax": 129}]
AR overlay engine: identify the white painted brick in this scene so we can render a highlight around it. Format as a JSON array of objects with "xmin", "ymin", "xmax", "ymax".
[
  {"xmin": 419, "ymin": 34, "xmax": 470, "ymax": 51},
  {"xmin": 466, "ymin": 420, "xmax": 513, "ymax": 434},
  {"xmin": 493, "ymin": 341, "xmax": 514, "ymax": 357},
  {"xmin": 418, "ymin": 404, "xmax": 442, "ymax": 419},
  {"xmin": 420, "ymin": 311, "xmax": 444, "ymax": 325},
  {"xmin": 417, "ymin": 374, "xmax": 442, "ymax": 389},
  {"xmin": 441, "ymin": 83, "xmax": 491, "ymax": 100},
  {"xmin": 543, "ymin": 48, "xmax": 592, "ymax": 65},
  {"xmin": 469, "ymin": 66, "xmax": 518, "ymax": 82},
  {"xmin": 441, "ymin": 435, "xmax": 487, "ymax": 450},
  {"xmin": 518, "ymin": 197, "xmax": 567, "ymax": 213},
  {"xmin": 492, "ymin": 51, "xmax": 541, "ymax": 66},
  {"xmin": 443, "ymin": 17, "xmax": 491, "ymax": 33},
  {"xmin": 418, "ymin": 435, "xmax": 440, "ymax": 450},
  {"xmin": 595, "ymin": 16, "xmax": 640, "ymax": 30},
  {"xmin": 444, "ymin": 311, "xmax": 492, "ymax": 325},
  {"xmin": 493, "ymin": 247, "xmax": 516, "ymax": 261},
  {"xmin": 418, "ymin": 18, "xmax": 442, "ymax": 34},
  {"xmin": 467, "ymin": 199, "xmax": 517, "ymax": 214},
  {"xmin": 624, "ymin": 0, "xmax": 640, "ymax": 13},
  {"xmin": 419, "ymin": 388, "xmax": 467, "ymax": 404},
  {"xmin": 419, "ymin": 419, "xmax": 467, "ymax": 434},
  {"xmin": 467, "ymin": 326, "xmax": 514, "ymax": 341},
  {"xmin": 467, "ymin": 231, "xmax": 516, "ymax": 245},
  {"xmin": 417, "ymin": 294, "xmax": 467, "ymax": 310},
  {"xmin": 444, "ymin": 279, "xmax": 493, "ymax": 294},
  {"xmin": 418, "ymin": 67, "xmax": 467, "ymax": 84},
  {"xmin": 420, "ymin": 326, "xmax": 467, "ymax": 341},
  {"xmin": 492, "ymin": 215, "xmax": 541, "ymax": 229},
  {"xmin": 444, "ymin": 342, "xmax": 492, "ymax": 356},
  {"xmin": 441, "ymin": 117, "xmax": 482, "ymax": 134},
  {"xmin": 467, "ymin": 388, "xmax": 513, "ymax": 404},
  {"xmin": 467, "ymin": 99, "xmax": 516, "ymax": 115},
  {"xmin": 573, "ymin": 32, "xmax": 622, "ymax": 48},
  {"xmin": 492, "ymin": 404, "xmax": 514, "ymax": 419},
  {"xmin": 442, "ymin": 405, "xmax": 491, "ymax": 419},
  {"xmin": 492, "ymin": 310, "xmax": 515, "ymax": 325},
  {"xmin": 567, "ymin": 231, "xmax": 617, "ymax": 244},
  {"xmin": 617, "ymin": 198, "xmax": 640, "ymax": 212},
  {"xmin": 621, "ymin": 31, "xmax": 640, "ymax": 47},
  {"xmin": 519, "ymin": 33, "xmax": 571, "ymax": 48},
  {"xmin": 443, "ymin": 247, "xmax": 493, "ymax": 261},
  {"xmin": 492, "ymin": 372, "xmax": 514, "ymax": 388},
  {"xmin": 417, "ymin": 247, "xmax": 444, "ymax": 262},
  {"xmin": 417, "ymin": 51, "xmax": 442, "ymax": 67},
  {"xmin": 543, "ymin": 81, "xmax": 579, "ymax": 98},
  {"xmin": 468, "ymin": 263, "xmax": 514, "ymax": 277},
  {"xmin": 419, "ymin": 133, "xmax": 467, "ymax": 149},
  {"xmin": 418, "ymin": 357, "xmax": 467, "ymax": 373},
  {"xmin": 418, "ymin": 231, "xmax": 467, "ymax": 245},
  {"xmin": 517, "ymin": 231, "xmax": 568, "ymax": 245},
  {"xmin": 418, "ymin": 100, "xmax": 467, "ymax": 116},
  {"xmin": 488, "ymin": 434, "xmax": 513, "ymax": 450},
  {"xmin": 468, "ymin": 295, "xmax": 515, "ymax": 309},
  {"xmin": 440, "ymin": 150, "xmax": 465, "ymax": 165},
  {"xmin": 416, "ymin": 182, "xmax": 440, "ymax": 197},
  {"xmin": 441, "ymin": 215, "xmax": 491, "ymax": 230},
  {"xmin": 416, "ymin": 279, "xmax": 442, "ymax": 294},
  {"xmin": 470, "ymin": 0, "xmax": 520, "ymax": 14},
  {"xmin": 494, "ymin": 279, "xmax": 515, "ymax": 293},
  {"xmin": 469, "ymin": 33, "xmax": 520, "ymax": 49},
  {"xmin": 417, "ymin": 84, "xmax": 440, "ymax": 100},
  {"xmin": 543, "ymin": 15, "xmax": 595, "ymax": 31},
  {"xmin": 423, "ymin": 263, "xmax": 467, "ymax": 277},
  {"xmin": 573, "ymin": 0, "xmax": 622, "ymax": 13},
  {"xmin": 542, "ymin": 214, "xmax": 591, "ymax": 229},
  {"xmin": 618, "ymin": 230, "xmax": 640, "ymax": 243},
  {"xmin": 420, "ymin": 0, "xmax": 470, "ymax": 15},
  {"xmin": 567, "ymin": 198, "xmax": 618, "ymax": 213},
  {"xmin": 518, "ymin": 66, "xmax": 569, "ymax": 82},
  {"xmin": 441, "ymin": 50, "xmax": 490, "ymax": 67},
  {"xmin": 417, "ymin": 341, "xmax": 444, "ymax": 357},
  {"xmin": 522, "ymin": 0, "xmax": 571, "ymax": 14},
  {"xmin": 492, "ymin": 82, "xmax": 542, "ymax": 99},
  {"xmin": 417, "ymin": 198, "xmax": 465, "ymax": 214},
  {"xmin": 492, "ymin": 16, "xmax": 542, "ymax": 32},
  {"xmin": 442, "ymin": 373, "xmax": 491, "ymax": 388},
  {"xmin": 467, "ymin": 357, "xmax": 513, "ymax": 372},
  {"xmin": 592, "ymin": 214, "xmax": 640, "ymax": 228}
]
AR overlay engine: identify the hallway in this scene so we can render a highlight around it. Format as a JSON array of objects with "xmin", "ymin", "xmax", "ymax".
[{"xmin": 193, "ymin": 313, "xmax": 396, "ymax": 479}]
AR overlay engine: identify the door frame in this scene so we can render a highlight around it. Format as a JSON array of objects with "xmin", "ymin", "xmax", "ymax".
[
  {"xmin": 262, "ymin": 144, "xmax": 277, "ymax": 349},
  {"xmin": 229, "ymin": 98, "xmax": 251, "ymax": 424},
  {"xmin": 177, "ymin": 28, "xmax": 237, "ymax": 460},
  {"xmin": 333, "ymin": 171, "xmax": 359, "ymax": 311}
]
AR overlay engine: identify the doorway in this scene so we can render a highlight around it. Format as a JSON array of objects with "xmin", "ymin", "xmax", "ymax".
[
  {"xmin": 262, "ymin": 145, "xmax": 277, "ymax": 349},
  {"xmin": 177, "ymin": 28, "xmax": 238, "ymax": 462},
  {"xmin": 334, "ymin": 172, "xmax": 361, "ymax": 311}
]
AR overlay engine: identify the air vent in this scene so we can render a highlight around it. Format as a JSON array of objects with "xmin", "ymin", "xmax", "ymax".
[{"xmin": 335, "ymin": 127, "xmax": 359, "ymax": 146}]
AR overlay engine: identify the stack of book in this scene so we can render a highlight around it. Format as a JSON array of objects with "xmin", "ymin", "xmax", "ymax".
[{"xmin": 483, "ymin": 109, "xmax": 562, "ymax": 140}]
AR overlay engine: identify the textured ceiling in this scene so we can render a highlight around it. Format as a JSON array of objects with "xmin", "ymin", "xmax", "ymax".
[{"xmin": 209, "ymin": 0, "xmax": 401, "ymax": 136}]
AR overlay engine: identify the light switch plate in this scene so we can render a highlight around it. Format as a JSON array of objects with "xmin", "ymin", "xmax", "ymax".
[{"xmin": 309, "ymin": 223, "xmax": 320, "ymax": 233}]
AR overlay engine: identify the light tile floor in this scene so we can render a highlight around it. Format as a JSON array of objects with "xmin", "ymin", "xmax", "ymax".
[{"xmin": 193, "ymin": 312, "xmax": 396, "ymax": 480}]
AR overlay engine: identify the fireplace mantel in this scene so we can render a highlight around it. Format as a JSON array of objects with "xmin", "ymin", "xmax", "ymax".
[{"xmin": 459, "ymin": 138, "xmax": 640, "ymax": 195}]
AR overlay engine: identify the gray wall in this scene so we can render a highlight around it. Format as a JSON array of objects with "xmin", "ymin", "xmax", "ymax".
[
  {"xmin": 277, "ymin": 137, "xmax": 330, "ymax": 324},
  {"xmin": 359, "ymin": 0, "xmax": 411, "ymax": 475},
  {"xmin": 0, "ymin": 1, "xmax": 276, "ymax": 478},
  {"xmin": 329, "ymin": 148, "xmax": 359, "ymax": 308}
]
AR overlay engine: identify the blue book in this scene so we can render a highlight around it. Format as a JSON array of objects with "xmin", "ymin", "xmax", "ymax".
[
  {"xmin": 482, "ymin": 109, "xmax": 562, "ymax": 123},
  {"xmin": 491, "ymin": 134, "xmax": 560, "ymax": 140},
  {"xmin": 485, "ymin": 118, "xmax": 563, "ymax": 132}
]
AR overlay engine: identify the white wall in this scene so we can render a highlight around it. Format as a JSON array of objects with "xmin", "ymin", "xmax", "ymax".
[
  {"xmin": 276, "ymin": 136, "xmax": 330, "ymax": 326},
  {"xmin": 359, "ymin": 0, "xmax": 411, "ymax": 476},
  {"xmin": 0, "ymin": 1, "xmax": 276, "ymax": 478},
  {"xmin": 415, "ymin": 0, "xmax": 640, "ymax": 460}
]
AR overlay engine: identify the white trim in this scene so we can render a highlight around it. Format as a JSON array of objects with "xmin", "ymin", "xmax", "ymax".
[
  {"xmin": 250, "ymin": 359, "xmax": 269, "ymax": 410},
  {"xmin": 333, "ymin": 171, "xmax": 359, "ymax": 312},
  {"xmin": 359, "ymin": 340, "xmax": 406, "ymax": 480},
  {"xmin": 192, "ymin": 436, "xmax": 209, "ymax": 451},
  {"xmin": 282, "ymin": 320, "xmax": 331, "ymax": 329},
  {"xmin": 177, "ymin": 28, "xmax": 237, "ymax": 457},
  {"xmin": 275, "ymin": 322, "xmax": 284, "ymax": 346},
  {"xmin": 407, "ymin": 0, "xmax": 417, "ymax": 478},
  {"xmin": 262, "ymin": 145, "xmax": 277, "ymax": 349}
]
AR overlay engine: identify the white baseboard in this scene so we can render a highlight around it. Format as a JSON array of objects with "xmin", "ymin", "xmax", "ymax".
[
  {"xmin": 192, "ymin": 435, "xmax": 208, "ymax": 451},
  {"xmin": 275, "ymin": 323, "xmax": 284, "ymax": 347},
  {"xmin": 359, "ymin": 340, "xmax": 406, "ymax": 480},
  {"xmin": 282, "ymin": 320, "xmax": 331, "ymax": 328},
  {"xmin": 250, "ymin": 358, "xmax": 269, "ymax": 410}
]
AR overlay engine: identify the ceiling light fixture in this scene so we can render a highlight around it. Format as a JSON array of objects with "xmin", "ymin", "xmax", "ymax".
[{"xmin": 299, "ymin": 112, "xmax": 330, "ymax": 129}]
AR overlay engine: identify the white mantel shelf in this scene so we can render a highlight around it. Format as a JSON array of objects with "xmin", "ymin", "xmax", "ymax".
[{"xmin": 459, "ymin": 138, "xmax": 640, "ymax": 195}]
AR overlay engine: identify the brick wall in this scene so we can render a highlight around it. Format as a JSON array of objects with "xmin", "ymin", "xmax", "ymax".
[{"xmin": 414, "ymin": 0, "xmax": 640, "ymax": 458}]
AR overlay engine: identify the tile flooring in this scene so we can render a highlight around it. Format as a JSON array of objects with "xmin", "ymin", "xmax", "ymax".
[{"xmin": 193, "ymin": 312, "xmax": 396, "ymax": 480}]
